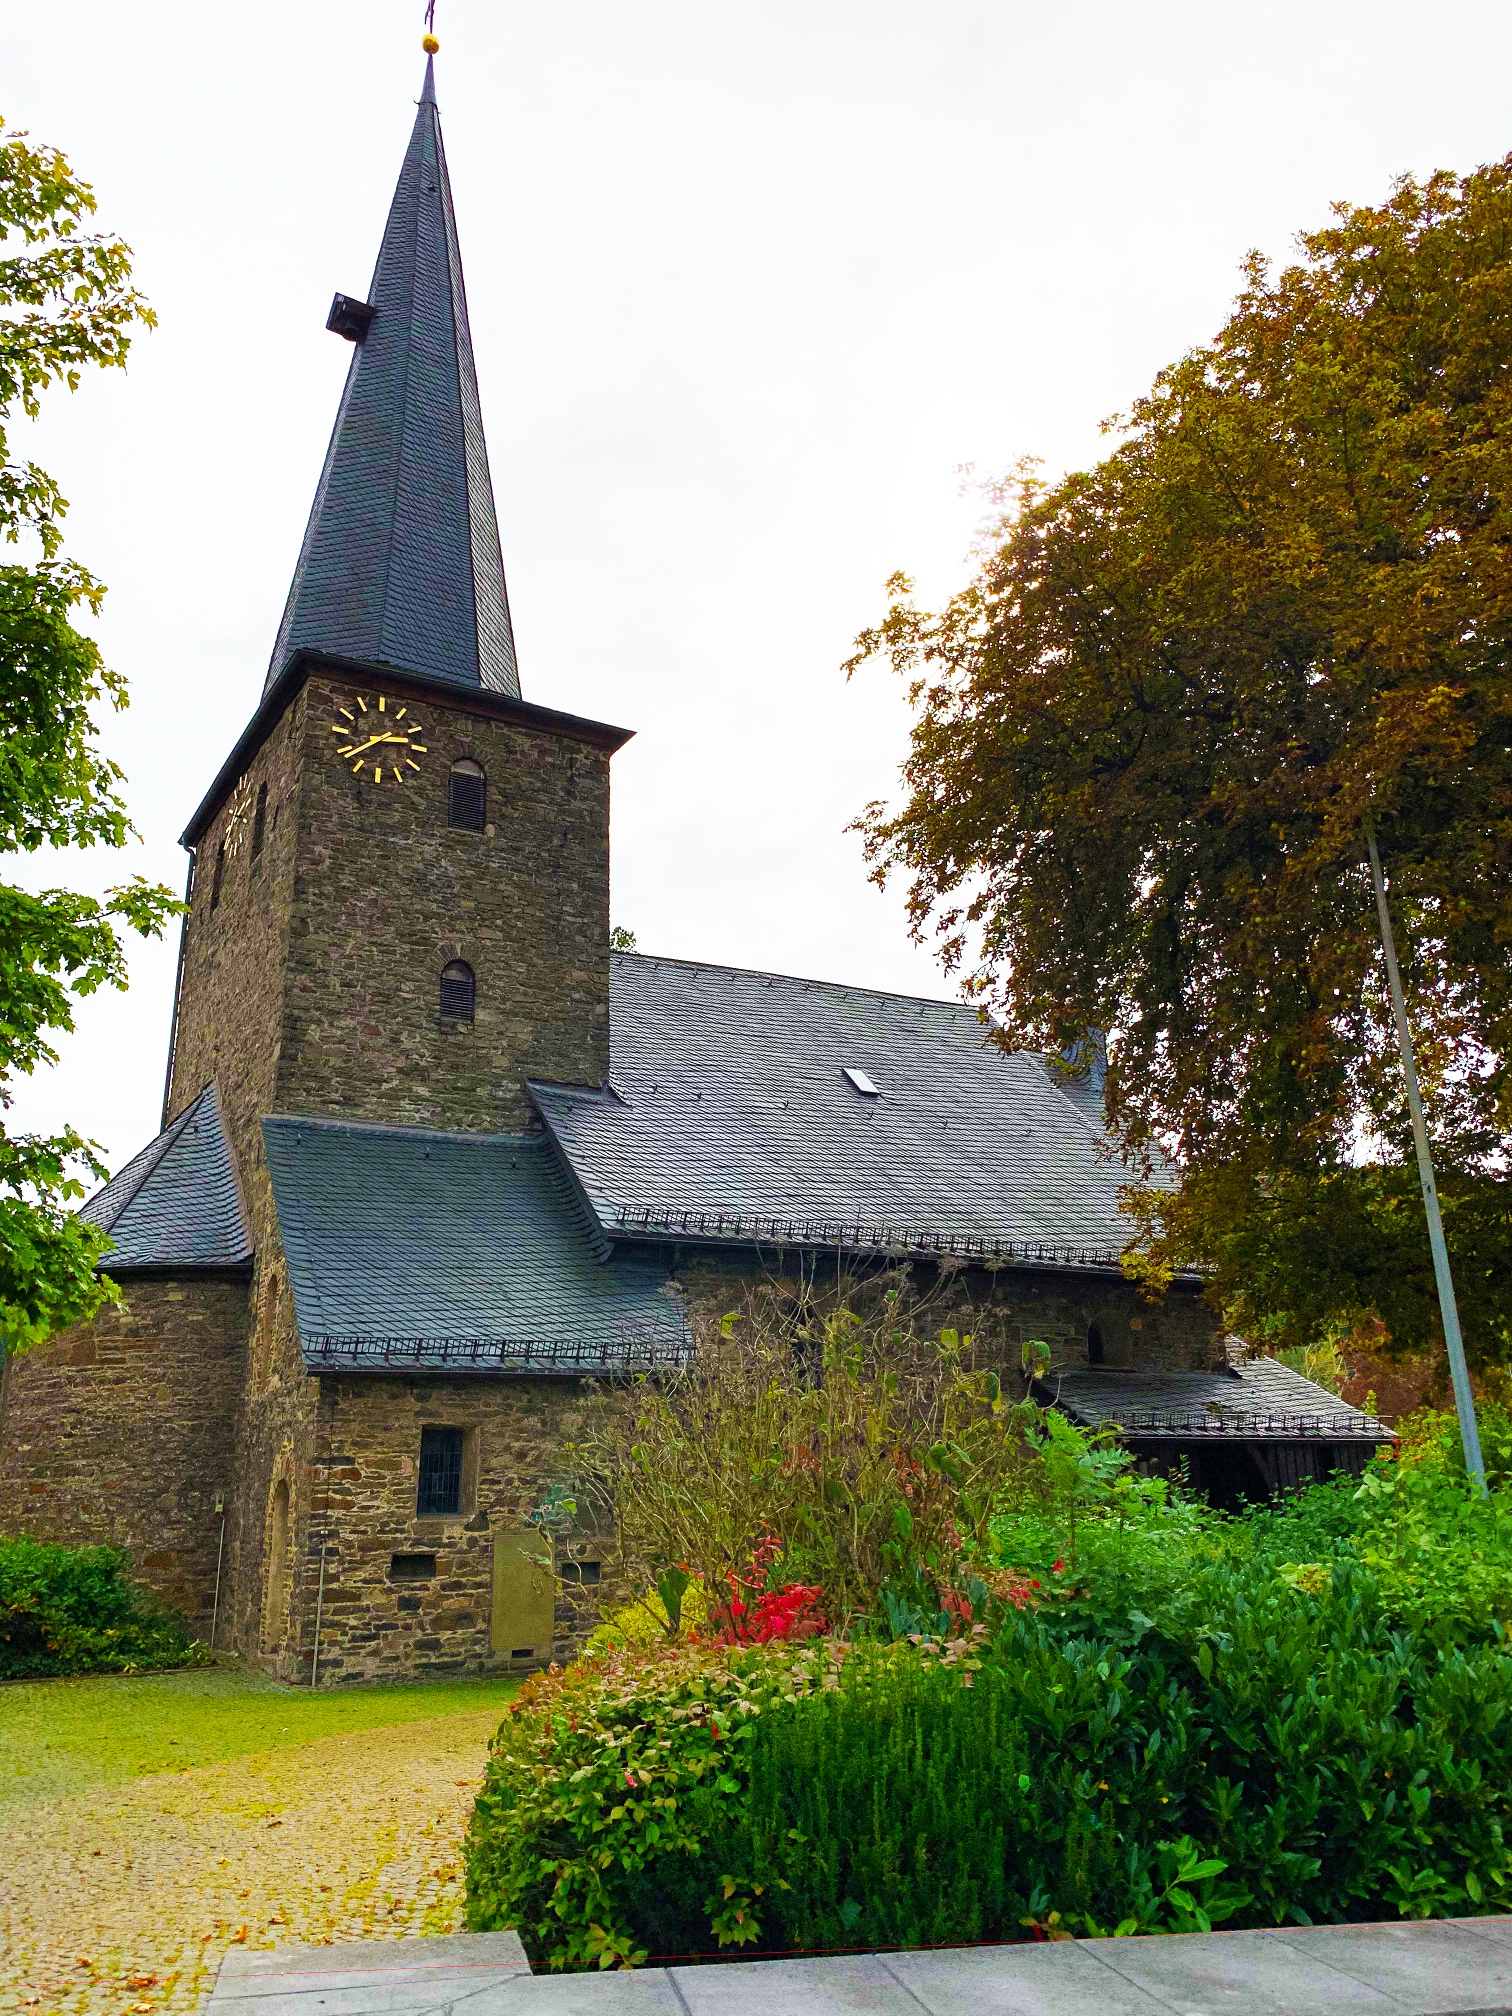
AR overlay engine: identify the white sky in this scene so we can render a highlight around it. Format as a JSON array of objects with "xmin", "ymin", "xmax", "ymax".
[{"xmin": 9, "ymin": 0, "xmax": 1512, "ymax": 1173}]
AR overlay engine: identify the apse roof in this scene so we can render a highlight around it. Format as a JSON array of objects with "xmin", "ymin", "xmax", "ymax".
[
  {"xmin": 80, "ymin": 1084, "xmax": 251, "ymax": 1271},
  {"xmin": 262, "ymin": 1115, "xmax": 687, "ymax": 1375},
  {"xmin": 266, "ymin": 58, "xmax": 518, "ymax": 699},
  {"xmin": 531, "ymin": 953, "xmax": 1164, "ymax": 1271}
]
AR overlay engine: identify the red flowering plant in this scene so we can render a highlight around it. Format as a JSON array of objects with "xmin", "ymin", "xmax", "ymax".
[{"xmin": 710, "ymin": 1527, "xmax": 829, "ymax": 1644}]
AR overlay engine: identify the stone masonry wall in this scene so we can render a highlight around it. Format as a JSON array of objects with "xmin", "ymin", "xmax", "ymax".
[
  {"xmin": 276, "ymin": 672, "xmax": 612, "ymax": 1136},
  {"xmin": 277, "ymin": 1372, "xmax": 613, "ymax": 1686},
  {"xmin": 166, "ymin": 685, "xmax": 307, "ymax": 1182},
  {"xmin": 674, "ymin": 1253, "xmax": 1223, "ymax": 1375},
  {"xmin": 0, "ymin": 1275, "xmax": 249, "ymax": 1629}
]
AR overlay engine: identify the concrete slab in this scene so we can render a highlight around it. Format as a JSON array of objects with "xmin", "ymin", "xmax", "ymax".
[
  {"xmin": 481, "ymin": 1977, "xmax": 684, "ymax": 2014},
  {"xmin": 880, "ymin": 1939, "xmax": 1174, "ymax": 2014},
  {"xmin": 1089, "ymin": 1926, "xmax": 1400, "ymax": 2014},
  {"xmin": 1268, "ymin": 1920, "xmax": 1512, "ymax": 2014},
  {"xmin": 211, "ymin": 1931, "xmax": 531, "ymax": 2016},
  {"xmin": 209, "ymin": 1917, "xmax": 1512, "ymax": 2016},
  {"xmin": 1451, "ymin": 1918, "xmax": 1512, "ymax": 1952},
  {"xmin": 670, "ymin": 1953, "xmax": 921, "ymax": 2014}
]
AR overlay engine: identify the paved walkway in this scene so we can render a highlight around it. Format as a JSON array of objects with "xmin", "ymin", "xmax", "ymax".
[
  {"xmin": 212, "ymin": 1917, "xmax": 1512, "ymax": 2015},
  {"xmin": 2, "ymin": 1713, "xmax": 494, "ymax": 2016}
]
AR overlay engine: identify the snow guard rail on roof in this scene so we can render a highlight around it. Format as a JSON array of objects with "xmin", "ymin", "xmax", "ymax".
[
  {"xmin": 1075, "ymin": 1405, "xmax": 1393, "ymax": 1440},
  {"xmin": 304, "ymin": 1332, "xmax": 692, "ymax": 1375},
  {"xmin": 610, "ymin": 1205, "xmax": 1143, "ymax": 1272}
]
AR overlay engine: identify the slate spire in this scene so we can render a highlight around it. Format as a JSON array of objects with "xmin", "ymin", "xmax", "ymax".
[{"xmin": 266, "ymin": 57, "xmax": 519, "ymax": 698}]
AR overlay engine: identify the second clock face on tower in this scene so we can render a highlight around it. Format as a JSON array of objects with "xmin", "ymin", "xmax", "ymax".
[{"xmin": 329, "ymin": 694, "xmax": 429, "ymax": 784}]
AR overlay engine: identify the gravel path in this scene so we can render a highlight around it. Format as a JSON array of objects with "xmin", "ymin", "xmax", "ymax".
[{"xmin": 0, "ymin": 1707, "xmax": 500, "ymax": 2016}]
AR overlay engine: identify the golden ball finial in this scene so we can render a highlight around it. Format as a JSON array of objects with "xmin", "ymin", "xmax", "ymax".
[{"xmin": 422, "ymin": 32, "xmax": 440, "ymax": 53}]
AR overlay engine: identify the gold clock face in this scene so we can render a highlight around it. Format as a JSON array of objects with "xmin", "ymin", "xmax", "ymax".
[
  {"xmin": 224, "ymin": 776, "xmax": 255, "ymax": 854},
  {"xmin": 329, "ymin": 693, "xmax": 429, "ymax": 785}
]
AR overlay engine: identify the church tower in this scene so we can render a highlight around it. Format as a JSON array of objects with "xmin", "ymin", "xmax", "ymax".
[{"xmin": 164, "ymin": 54, "xmax": 628, "ymax": 1181}]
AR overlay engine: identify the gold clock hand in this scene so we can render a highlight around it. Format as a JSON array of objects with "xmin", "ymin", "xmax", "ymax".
[{"xmin": 346, "ymin": 733, "xmax": 385, "ymax": 757}]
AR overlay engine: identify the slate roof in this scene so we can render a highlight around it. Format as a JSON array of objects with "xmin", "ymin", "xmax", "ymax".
[
  {"xmin": 262, "ymin": 1115, "xmax": 687, "ymax": 1374},
  {"xmin": 1044, "ymin": 1361, "xmax": 1394, "ymax": 1442},
  {"xmin": 530, "ymin": 953, "xmax": 1163, "ymax": 1270},
  {"xmin": 266, "ymin": 58, "xmax": 519, "ymax": 700},
  {"xmin": 79, "ymin": 1084, "xmax": 251, "ymax": 1270}
]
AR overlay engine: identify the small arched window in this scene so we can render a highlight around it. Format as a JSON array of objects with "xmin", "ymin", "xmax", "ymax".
[
  {"xmin": 449, "ymin": 759, "xmax": 486, "ymax": 832},
  {"xmin": 440, "ymin": 960, "xmax": 476, "ymax": 1023},
  {"xmin": 210, "ymin": 842, "xmax": 226, "ymax": 911},
  {"xmin": 251, "ymin": 782, "xmax": 269, "ymax": 860},
  {"xmin": 1087, "ymin": 1322, "xmax": 1105, "ymax": 1367}
]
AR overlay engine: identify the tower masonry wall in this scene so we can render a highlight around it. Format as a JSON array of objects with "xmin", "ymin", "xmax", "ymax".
[
  {"xmin": 276, "ymin": 671, "xmax": 612, "ymax": 1136},
  {"xmin": 167, "ymin": 685, "xmax": 308, "ymax": 1186},
  {"xmin": 0, "ymin": 1275, "xmax": 249, "ymax": 1630}
]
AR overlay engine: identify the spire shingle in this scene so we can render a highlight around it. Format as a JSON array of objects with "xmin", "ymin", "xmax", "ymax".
[{"xmin": 266, "ymin": 57, "xmax": 519, "ymax": 697}]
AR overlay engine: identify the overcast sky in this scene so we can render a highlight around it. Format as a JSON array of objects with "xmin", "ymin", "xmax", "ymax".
[{"xmin": 9, "ymin": 0, "xmax": 1512, "ymax": 1172}]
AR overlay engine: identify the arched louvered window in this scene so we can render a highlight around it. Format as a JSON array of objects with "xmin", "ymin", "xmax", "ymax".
[
  {"xmin": 251, "ymin": 782, "xmax": 269, "ymax": 860},
  {"xmin": 439, "ymin": 960, "xmax": 476, "ymax": 1023},
  {"xmin": 448, "ymin": 759, "xmax": 486, "ymax": 832}
]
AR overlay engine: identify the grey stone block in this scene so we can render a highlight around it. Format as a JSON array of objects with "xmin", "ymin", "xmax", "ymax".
[
  {"xmin": 1450, "ymin": 1916, "xmax": 1512, "ymax": 1951},
  {"xmin": 669, "ymin": 1953, "xmax": 923, "ymax": 2014},
  {"xmin": 1270, "ymin": 1920, "xmax": 1512, "ymax": 2013},
  {"xmin": 1090, "ymin": 1926, "xmax": 1400, "ymax": 2014},
  {"xmin": 210, "ymin": 1930, "xmax": 531, "ymax": 2016},
  {"xmin": 482, "ymin": 1975, "xmax": 685, "ymax": 2013},
  {"xmin": 881, "ymin": 1939, "xmax": 1173, "ymax": 2014}
]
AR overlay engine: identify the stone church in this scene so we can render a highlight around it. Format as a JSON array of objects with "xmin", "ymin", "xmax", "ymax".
[{"xmin": 0, "ymin": 60, "xmax": 1389, "ymax": 1683}]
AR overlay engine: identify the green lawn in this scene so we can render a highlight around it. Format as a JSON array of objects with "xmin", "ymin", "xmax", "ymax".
[{"xmin": 0, "ymin": 1662, "xmax": 519, "ymax": 1811}]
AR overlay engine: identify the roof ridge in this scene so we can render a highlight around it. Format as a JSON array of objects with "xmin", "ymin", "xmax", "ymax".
[
  {"xmin": 80, "ymin": 1086, "xmax": 208, "ymax": 1233},
  {"xmin": 612, "ymin": 949, "xmax": 989, "ymax": 1023}
]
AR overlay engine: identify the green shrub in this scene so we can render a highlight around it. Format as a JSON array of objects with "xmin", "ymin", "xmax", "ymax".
[
  {"xmin": 466, "ymin": 1558, "xmax": 1512, "ymax": 1969},
  {"xmin": 0, "ymin": 1535, "xmax": 206, "ymax": 1679},
  {"xmin": 464, "ymin": 1639, "xmax": 825, "ymax": 1968}
]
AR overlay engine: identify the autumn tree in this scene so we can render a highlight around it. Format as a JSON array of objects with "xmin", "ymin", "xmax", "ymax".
[
  {"xmin": 0, "ymin": 120, "xmax": 178, "ymax": 1352},
  {"xmin": 850, "ymin": 161, "xmax": 1512, "ymax": 1367}
]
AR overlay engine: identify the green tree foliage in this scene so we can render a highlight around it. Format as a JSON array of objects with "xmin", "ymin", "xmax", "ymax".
[
  {"xmin": 0, "ymin": 119, "xmax": 177, "ymax": 1351},
  {"xmin": 849, "ymin": 160, "xmax": 1512, "ymax": 1363}
]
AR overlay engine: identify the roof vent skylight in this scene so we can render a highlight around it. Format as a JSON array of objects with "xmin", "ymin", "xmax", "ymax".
[{"xmin": 843, "ymin": 1067, "xmax": 881, "ymax": 1098}]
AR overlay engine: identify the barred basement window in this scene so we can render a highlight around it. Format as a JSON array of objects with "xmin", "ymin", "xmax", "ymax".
[
  {"xmin": 251, "ymin": 782, "xmax": 269, "ymax": 860},
  {"xmin": 390, "ymin": 1552, "xmax": 437, "ymax": 1582},
  {"xmin": 439, "ymin": 960, "xmax": 475, "ymax": 1023},
  {"xmin": 561, "ymin": 1560, "xmax": 601, "ymax": 1586},
  {"xmin": 417, "ymin": 1425, "xmax": 465, "ymax": 1517},
  {"xmin": 449, "ymin": 759, "xmax": 486, "ymax": 832},
  {"xmin": 210, "ymin": 842, "xmax": 226, "ymax": 911}
]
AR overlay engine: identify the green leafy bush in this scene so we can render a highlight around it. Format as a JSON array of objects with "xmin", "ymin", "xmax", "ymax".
[
  {"xmin": 464, "ymin": 1639, "xmax": 824, "ymax": 1968},
  {"xmin": 466, "ymin": 1557, "xmax": 1512, "ymax": 1969},
  {"xmin": 0, "ymin": 1535, "xmax": 205, "ymax": 1678}
]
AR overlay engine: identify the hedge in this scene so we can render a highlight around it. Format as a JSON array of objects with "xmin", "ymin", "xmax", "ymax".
[
  {"xmin": 0, "ymin": 1535, "xmax": 206, "ymax": 1679},
  {"xmin": 465, "ymin": 1560, "xmax": 1512, "ymax": 1969}
]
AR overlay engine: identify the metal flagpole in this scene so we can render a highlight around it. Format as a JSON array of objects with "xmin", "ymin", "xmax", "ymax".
[{"xmin": 1365, "ymin": 819, "xmax": 1486, "ymax": 1495}]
